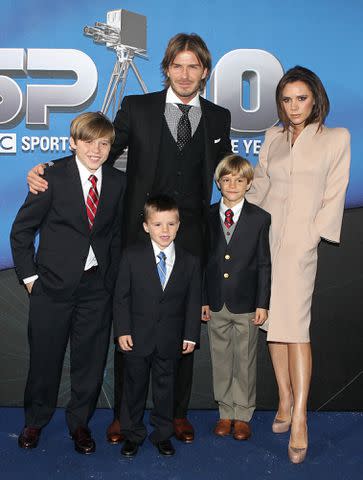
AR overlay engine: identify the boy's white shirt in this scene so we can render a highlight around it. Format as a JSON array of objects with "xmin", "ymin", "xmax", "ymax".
[
  {"xmin": 75, "ymin": 156, "xmax": 101, "ymax": 271},
  {"xmin": 219, "ymin": 197, "xmax": 245, "ymax": 224},
  {"xmin": 151, "ymin": 239, "xmax": 175, "ymax": 287}
]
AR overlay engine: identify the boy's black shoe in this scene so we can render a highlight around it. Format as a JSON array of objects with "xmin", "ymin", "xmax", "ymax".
[
  {"xmin": 121, "ymin": 439, "xmax": 138, "ymax": 457},
  {"xmin": 156, "ymin": 439, "xmax": 175, "ymax": 456}
]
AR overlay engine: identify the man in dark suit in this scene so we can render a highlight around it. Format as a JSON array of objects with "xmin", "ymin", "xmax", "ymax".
[
  {"xmin": 107, "ymin": 33, "xmax": 232, "ymax": 443},
  {"xmin": 202, "ymin": 154, "xmax": 271, "ymax": 441},
  {"xmin": 26, "ymin": 33, "xmax": 232, "ymax": 443},
  {"xmin": 11, "ymin": 112, "xmax": 126, "ymax": 454},
  {"xmin": 113, "ymin": 195, "xmax": 201, "ymax": 457}
]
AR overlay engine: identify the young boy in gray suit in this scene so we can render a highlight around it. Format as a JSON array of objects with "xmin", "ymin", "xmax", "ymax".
[{"xmin": 202, "ymin": 154, "xmax": 271, "ymax": 441}]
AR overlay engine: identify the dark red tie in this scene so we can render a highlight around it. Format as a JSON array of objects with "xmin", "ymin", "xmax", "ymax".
[
  {"xmin": 86, "ymin": 174, "xmax": 99, "ymax": 229},
  {"xmin": 224, "ymin": 209, "xmax": 234, "ymax": 229}
]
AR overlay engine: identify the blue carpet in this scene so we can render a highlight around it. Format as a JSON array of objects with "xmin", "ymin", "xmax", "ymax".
[{"xmin": 0, "ymin": 408, "xmax": 362, "ymax": 480}]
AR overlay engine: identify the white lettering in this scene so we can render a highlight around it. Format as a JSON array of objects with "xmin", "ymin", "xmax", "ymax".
[
  {"xmin": 21, "ymin": 136, "xmax": 69, "ymax": 152},
  {"xmin": 231, "ymin": 139, "xmax": 239, "ymax": 153},
  {"xmin": 242, "ymin": 139, "xmax": 253, "ymax": 155},
  {"xmin": 22, "ymin": 136, "xmax": 30, "ymax": 151},
  {"xmin": 253, "ymin": 140, "xmax": 261, "ymax": 155}
]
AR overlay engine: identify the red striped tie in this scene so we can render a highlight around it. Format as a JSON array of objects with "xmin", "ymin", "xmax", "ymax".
[
  {"xmin": 224, "ymin": 209, "xmax": 234, "ymax": 229},
  {"xmin": 86, "ymin": 174, "xmax": 99, "ymax": 229}
]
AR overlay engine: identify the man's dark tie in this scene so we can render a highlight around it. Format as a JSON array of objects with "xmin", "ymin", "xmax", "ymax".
[
  {"xmin": 224, "ymin": 209, "xmax": 234, "ymax": 229},
  {"xmin": 177, "ymin": 104, "xmax": 192, "ymax": 150},
  {"xmin": 86, "ymin": 174, "xmax": 99, "ymax": 229}
]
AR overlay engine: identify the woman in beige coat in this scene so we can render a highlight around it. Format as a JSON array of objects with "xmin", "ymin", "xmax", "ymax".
[{"xmin": 247, "ymin": 66, "xmax": 350, "ymax": 463}]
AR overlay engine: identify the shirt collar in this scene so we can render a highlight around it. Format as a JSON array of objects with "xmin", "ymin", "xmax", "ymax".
[
  {"xmin": 166, "ymin": 86, "xmax": 201, "ymax": 108},
  {"xmin": 220, "ymin": 197, "xmax": 245, "ymax": 217},
  {"xmin": 75, "ymin": 156, "xmax": 102, "ymax": 187},
  {"xmin": 151, "ymin": 239, "xmax": 175, "ymax": 265}
]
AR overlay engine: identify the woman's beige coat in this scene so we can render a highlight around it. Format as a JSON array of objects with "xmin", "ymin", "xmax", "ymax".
[{"xmin": 247, "ymin": 123, "xmax": 350, "ymax": 342}]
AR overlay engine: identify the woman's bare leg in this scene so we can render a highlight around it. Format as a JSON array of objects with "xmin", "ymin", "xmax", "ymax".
[
  {"xmin": 268, "ymin": 342, "xmax": 293, "ymax": 420},
  {"xmin": 288, "ymin": 342, "xmax": 312, "ymax": 448}
]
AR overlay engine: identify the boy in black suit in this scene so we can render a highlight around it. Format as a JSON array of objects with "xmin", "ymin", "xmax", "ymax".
[
  {"xmin": 10, "ymin": 112, "xmax": 126, "ymax": 454},
  {"xmin": 202, "ymin": 155, "xmax": 271, "ymax": 441},
  {"xmin": 113, "ymin": 195, "xmax": 201, "ymax": 457}
]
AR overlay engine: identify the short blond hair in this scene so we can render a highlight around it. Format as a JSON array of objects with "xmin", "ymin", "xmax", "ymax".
[
  {"xmin": 215, "ymin": 154, "xmax": 254, "ymax": 183},
  {"xmin": 70, "ymin": 112, "xmax": 115, "ymax": 144}
]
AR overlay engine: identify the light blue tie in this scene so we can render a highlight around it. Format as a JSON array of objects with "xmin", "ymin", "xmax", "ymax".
[{"xmin": 157, "ymin": 251, "xmax": 167, "ymax": 288}]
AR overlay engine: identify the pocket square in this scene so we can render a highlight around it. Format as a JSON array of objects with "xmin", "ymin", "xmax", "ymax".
[{"xmin": 214, "ymin": 138, "xmax": 221, "ymax": 144}]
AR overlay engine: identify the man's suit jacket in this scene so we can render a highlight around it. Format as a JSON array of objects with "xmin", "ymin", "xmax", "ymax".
[
  {"xmin": 204, "ymin": 200, "xmax": 271, "ymax": 314},
  {"xmin": 11, "ymin": 156, "xmax": 126, "ymax": 298},
  {"xmin": 108, "ymin": 89, "xmax": 232, "ymax": 245},
  {"xmin": 113, "ymin": 241, "xmax": 201, "ymax": 359}
]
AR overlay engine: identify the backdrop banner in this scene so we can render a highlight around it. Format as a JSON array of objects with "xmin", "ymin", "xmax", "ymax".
[{"xmin": 1, "ymin": 0, "xmax": 362, "ymax": 410}]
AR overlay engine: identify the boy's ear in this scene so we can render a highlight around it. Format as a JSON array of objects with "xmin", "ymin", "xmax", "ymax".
[
  {"xmin": 246, "ymin": 181, "xmax": 252, "ymax": 191},
  {"xmin": 215, "ymin": 179, "xmax": 221, "ymax": 190},
  {"xmin": 69, "ymin": 137, "xmax": 77, "ymax": 151},
  {"xmin": 143, "ymin": 222, "xmax": 149, "ymax": 234}
]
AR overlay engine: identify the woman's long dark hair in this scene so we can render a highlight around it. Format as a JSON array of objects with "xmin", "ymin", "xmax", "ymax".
[{"xmin": 276, "ymin": 66, "xmax": 330, "ymax": 131}]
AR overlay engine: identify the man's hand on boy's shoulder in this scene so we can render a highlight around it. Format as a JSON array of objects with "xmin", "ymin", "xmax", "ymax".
[
  {"xmin": 201, "ymin": 305, "xmax": 211, "ymax": 322},
  {"xmin": 27, "ymin": 163, "xmax": 48, "ymax": 194},
  {"xmin": 252, "ymin": 308, "xmax": 268, "ymax": 326},
  {"xmin": 118, "ymin": 335, "xmax": 133, "ymax": 351}
]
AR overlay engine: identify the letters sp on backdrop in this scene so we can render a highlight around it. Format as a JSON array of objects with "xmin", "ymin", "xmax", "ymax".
[{"xmin": 0, "ymin": 5, "xmax": 360, "ymax": 270}]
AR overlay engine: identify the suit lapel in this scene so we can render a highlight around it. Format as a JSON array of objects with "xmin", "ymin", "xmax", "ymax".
[
  {"xmin": 143, "ymin": 241, "xmax": 164, "ymax": 295},
  {"xmin": 210, "ymin": 204, "xmax": 227, "ymax": 247},
  {"xmin": 146, "ymin": 90, "xmax": 167, "ymax": 188},
  {"xmin": 200, "ymin": 97, "xmax": 215, "ymax": 205},
  {"xmin": 91, "ymin": 165, "xmax": 112, "ymax": 233},
  {"xmin": 65, "ymin": 157, "xmax": 89, "ymax": 234},
  {"xmin": 163, "ymin": 244, "xmax": 184, "ymax": 295},
  {"xmin": 228, "ymin": 200, "xmax": 252, "ymax": 248}
]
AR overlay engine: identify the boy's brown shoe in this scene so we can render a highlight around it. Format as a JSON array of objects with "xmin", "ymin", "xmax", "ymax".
[
  {"xmin": 233, "ymin": 420, "xmax": 251, "ymax": 440},
  {"xmin": 214, "ymin": 419, "xmax": 232, "ymax": 436},
  {"xmin": 18, "ymin": 426, "xmax": 41, "ymax": 449}
]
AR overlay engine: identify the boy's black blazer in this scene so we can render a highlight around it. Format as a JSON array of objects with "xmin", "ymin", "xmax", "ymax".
[
  {"xmin": 205, "ymin": 199, "xmax": 271, "ymax": 313},
  {"xmin": 10, "ymin": 155, "xmax": 126, "ymax": 297},
  {"xmin": 113, "ymin": 241, "xmax": 201, "ymax": 359}
]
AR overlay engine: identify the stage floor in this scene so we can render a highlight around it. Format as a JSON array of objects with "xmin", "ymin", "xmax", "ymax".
[{"xmin": 1, "ymin": 408, "xmax": 362, "ymax": 479}]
